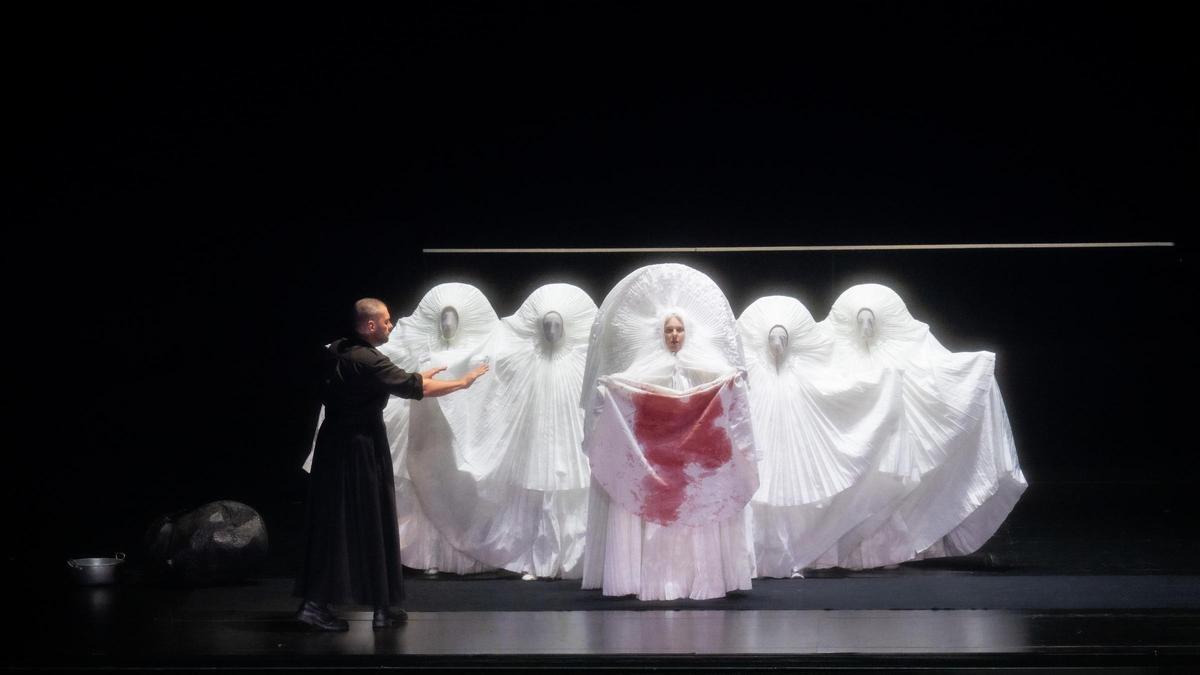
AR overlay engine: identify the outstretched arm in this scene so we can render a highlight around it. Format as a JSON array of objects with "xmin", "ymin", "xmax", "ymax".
[{"xmin": 421, "ymin": 363, "xmax": 489, "ymax": 398}]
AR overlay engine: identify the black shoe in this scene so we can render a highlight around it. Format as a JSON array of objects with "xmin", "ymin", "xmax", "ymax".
[
  {"xmin": 297, "ymin": 601, "xmax": 349, "ymax": 632},
  {"xmin": 373, "ymin": 607, "xmax": 408, "ymax": 629}
]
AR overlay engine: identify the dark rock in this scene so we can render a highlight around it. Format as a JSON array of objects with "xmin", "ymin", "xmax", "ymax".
[{"xmin": 144, "ymin": 500, "xmax": 268, "ymax": 586}]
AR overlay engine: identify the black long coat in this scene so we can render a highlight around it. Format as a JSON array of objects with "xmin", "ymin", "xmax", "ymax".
[{"xmin": 294, "ymin": 336, "xmax": 423, "ymax": 607}]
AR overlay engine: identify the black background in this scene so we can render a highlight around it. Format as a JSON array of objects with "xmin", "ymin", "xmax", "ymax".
[{"xmin": 9, "ymin": 3, "xmax": 1193, "ymax": 565}]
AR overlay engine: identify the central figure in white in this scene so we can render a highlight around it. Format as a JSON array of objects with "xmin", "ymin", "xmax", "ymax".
[{"xmin": 580, "ymin": 263, "xmax": 759, "ymax": 600}]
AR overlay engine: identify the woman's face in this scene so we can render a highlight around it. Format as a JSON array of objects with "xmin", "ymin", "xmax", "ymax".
[{"xmin": 663, "ymin": 315, "xmax": 685, "ymax": 353}]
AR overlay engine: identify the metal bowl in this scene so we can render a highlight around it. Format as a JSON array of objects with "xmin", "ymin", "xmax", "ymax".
[{"xmin": 67, "ymin": 552, "xmax": 126, "ymax": 586}]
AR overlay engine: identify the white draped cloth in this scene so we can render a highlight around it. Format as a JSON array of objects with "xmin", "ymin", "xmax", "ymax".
[
  {"xmin": 737, "ymin": 296, "xmax": 906, "ymax": 577},
  {"xmin": 406, "ymin": 284, "xmax": 596, "ymax": 578},
  {"xmin": 390, "ymin": 283, "xmax": 497, "ymax": 575},
  {"xmin": 819, "ymin": 284, "xmax": 1027, "ymax": 568},
  {"xmin": 580, "ymin": 263, "xmax": 758, "ymax": 600}
]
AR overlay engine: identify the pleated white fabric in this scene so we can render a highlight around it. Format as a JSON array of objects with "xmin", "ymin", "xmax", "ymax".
[
  {"xmin": 737, "ymin": 296, "xmax": 907, "ymax": 577},
  {"xmin": 818, "ymin": 284, "xmax": 1027, "ymax": 568},
  {"xmin": 406, "ymin": 284, "xmax": 596, "ymax": 578},
  {"xmin": 391, "ymin": 283, "xmax": 496, "ymax": 575},
  {"xmin": 580, "ymin": 263, "xmax": 757, "ymax": 600}
]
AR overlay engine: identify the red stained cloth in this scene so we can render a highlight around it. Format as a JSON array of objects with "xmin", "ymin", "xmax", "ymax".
[{"xmin": 586, "ymin": 373, "xmax": 758, "ymax": 527}]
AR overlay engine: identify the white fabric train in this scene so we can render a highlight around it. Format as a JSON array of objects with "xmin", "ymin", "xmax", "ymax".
[
  {"xmin": 737, "ymin": 295, "xmax": 906, "ymax": 577},
  {"xmin": 406, "ymin": 284, "xmax": 597, "ymax": 579},
  {"xmin": 580, "ymin": 263, "xmax": 758, "ymax": 600},
  {"xmin": 816, "ymin": 284, "xmax": 1027, "ymax": 568}
]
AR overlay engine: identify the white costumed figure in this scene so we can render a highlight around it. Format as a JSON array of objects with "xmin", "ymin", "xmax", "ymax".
[
  {"xmin": 821, "ymin": 284, "xmax": 1027, "ymax": 568},
  {"xmin": 390, "ymin": 283, "xmax": 496, "ymax": 575},
  {"xmin": 737, "ymin": 296, "xmax": 906, "ymax": 578},
  {"xmin": 580, "ymin": 263, "xmax": 759, "ymax": 600},
  {"xmin": 406, "ymin": 284, "xmax": 597, "ymax": 579}
]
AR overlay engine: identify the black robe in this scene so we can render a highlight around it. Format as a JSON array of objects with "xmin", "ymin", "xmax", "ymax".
[{"xmin": 294, "ymin": 335, "xmax": 423, "ymax": 607}]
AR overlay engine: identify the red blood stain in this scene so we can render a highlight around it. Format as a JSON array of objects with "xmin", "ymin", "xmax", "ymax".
[{"xmin": 632, "ymin": 384, "xmax": 732, "ymax": 524}]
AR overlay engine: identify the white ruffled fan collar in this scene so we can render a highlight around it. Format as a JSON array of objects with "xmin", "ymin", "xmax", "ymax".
[
  {"xmin": 393, "ymin": 282, "xmax": 499, "ymax": 362},
  {"xmin": 504, "ymin": 283, "xmax": 596, "ymax": 356},
  {"xmin": 827, "ymin": 283, "xmax": 927, "ymax": 351},
  {"xmin": 737, "ymin": 295, "xmax": 829, "ymax": 370},
  {"xmin": 581, "ymin": 263, "xmax": 744, "ymax": 409}
]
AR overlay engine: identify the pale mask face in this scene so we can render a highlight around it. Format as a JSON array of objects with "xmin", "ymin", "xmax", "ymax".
[
  {"xmin": 767, "ymin": 325, "xmax": 788, "ymax": 366},
  {"xmin": 440, "ymin": 306, "xmax": 460, "ymax": 341},
  {"xmin": 856, "ymin": 308, "xmax": 877, "ymax": 342},
  {"xmin": 541, "ymin": 311, "xmax": 564, "ymax": 345},
  {"xmin": 663, "ymin": 315, "xmax": 685, "ymax": 353}
]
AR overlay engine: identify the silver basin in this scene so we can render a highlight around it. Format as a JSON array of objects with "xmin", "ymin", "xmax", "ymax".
[{"xmin": 67, "ymin": 552, "xmax": 126, "ymax": 586}]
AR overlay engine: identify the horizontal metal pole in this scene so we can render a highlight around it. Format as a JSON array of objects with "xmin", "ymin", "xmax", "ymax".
[{"xmin": 423, "ymin": 242, "xmax": 1175, "ymax": 254}]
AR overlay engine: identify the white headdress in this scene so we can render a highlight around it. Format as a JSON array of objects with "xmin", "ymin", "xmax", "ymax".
[{"xmin": 581, "ymin": 263, "xmax": 745, "ymax": 422}]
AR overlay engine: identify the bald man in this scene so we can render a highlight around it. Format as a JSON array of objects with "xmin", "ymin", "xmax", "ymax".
[{"xmin": 295, "ymin": 298, "xmax": 488, "ymax": 631}]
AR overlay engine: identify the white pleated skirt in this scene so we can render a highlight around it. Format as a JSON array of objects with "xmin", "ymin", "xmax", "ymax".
[{"xmin": 582, "ymin": 480, "xmax": 755, "ymax": 600}]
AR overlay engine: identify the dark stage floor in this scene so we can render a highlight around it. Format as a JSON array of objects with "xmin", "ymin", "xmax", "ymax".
[
  {"xmin": 6, "ymin": 482, "xmax": 1200, "ymax": 671},
  {"xmin": 5, "ymin": 574, "xmax": 1200, "ymax": 671}
]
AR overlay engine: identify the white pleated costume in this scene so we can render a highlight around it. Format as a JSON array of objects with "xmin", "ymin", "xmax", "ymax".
[
  {"xmin": 737, "ymin": 296, "xmax": 906, "ymax": 578},
  {"xmin": 390, "ymin": 283, "xmax": 496, "ymax": 575},
  {"xmin": 819, "ymin": 284, "xmax": 1027, "ymax": 568},
  {"xmin": 580, "ymin": 263, "xmax": 758, "ymax": 600},
  {"xmin": 406, "ymin": 284, "xmax": 597, "ymax": 579}
]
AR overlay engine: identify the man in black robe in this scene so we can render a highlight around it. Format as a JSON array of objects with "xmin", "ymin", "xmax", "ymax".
[{"xmin": 295, "ymin": 297, "xmax": 489, "ymax": 631}]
